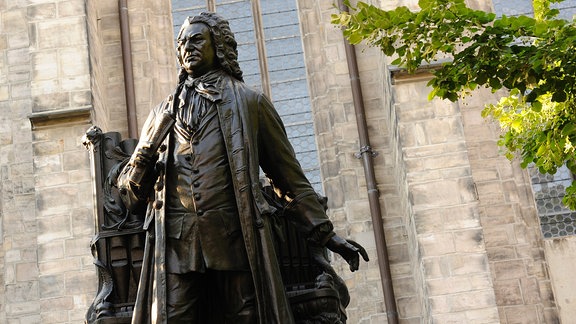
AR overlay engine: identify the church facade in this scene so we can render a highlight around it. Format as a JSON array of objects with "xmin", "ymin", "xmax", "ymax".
[{"xmin": 1, "ymin": 0, "xmax": 574, "ymax": 323}]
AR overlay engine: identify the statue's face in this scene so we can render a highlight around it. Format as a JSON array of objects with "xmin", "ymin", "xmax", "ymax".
[{"xmin": 177, "ymin": 22, "xmax": 216, "ymax": 77}]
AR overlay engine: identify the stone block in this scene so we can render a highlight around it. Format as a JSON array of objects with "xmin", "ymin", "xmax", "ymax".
[
  {"xmin": 30, "ymin": 79, "xmax": 59, "ymax": 96},
  {"xmin": 40, "ymin": 311, "xmax": 68, "ymax": 324},
  {"xmin": 7, "ymin": 31, "xmax": 29, "ymax": 49},
  {"xmin": 37, "ymin": 213, "xmax": 71, "ymax": 239},
  {"xmin": 448, "ymin": 253, "xmax": 490, "ymax": 276},
  {"xmin": 403, "ymin": 141, "xmax": 467, "ymax": 159},
  {"xmin": 502, "ymin": 305, "xmax": 540, "ymax": 324},
  {"xmin": 32, "ymin": 140, "xmax": 64, "ymax": 156},
  {"xmin": 32, "ymin": 154, "xmax": 61, "ymax": 175},
  {"xmin": 494, "ymin": 279, "xmax": 523, "ymax": 306},
  {"xmin": 345, "ymin": 198, "xmax": 370, "ymax": 222},
  {"xmin": 419, "ymin": 232, "xmax": 456, "ymax": 257},
  {"xmin": 64, "ymin": 237, "xmax": 89, "ymax": 257},
  {"xmin": 487, "ymin": 246, "xmax": 518, "ymax": 261},
  {"xmin": 0, "ymin": 34, "xmax": 7, "ymax": 51},
  {"xmin": 71, "ymin": 209, "xmax": 93, "ymax": 237},
  {"xmin": 35, "ymin": 17, "xmax": 87, "ymax": 49},
  {"xmin": 5, "ymin": 300, "xmax": 40, "ymax": 316},
  {"xmin": 61, "ymin": 74, "xmax": 90, "ymax": 91},
  {"xmin": 62, "ymin": 150, "xmax": 88, "ymax": 171},
  {"xmin": 65, "ymin": 270, "xmax": 97, "ymax": 294},
  {"xmin": 483, "ymin": 225, "xmax": 517, "ymax": 247},
  {"xmin": 10, "ymin": 81, "xmax": 31, "ymax": 99},
  {"xmin": 5, "ymin": 249, "xmax": 22, "ymax": 263},
  {"xmin": 9, "ymin": 146, "xmax": 30, "ymax": 168},
  {"xmin": 68, "ymin": 168, "xmax": 90, "ymax": 184},
  {"xmin": 3, "ymin": 8, "xmax": 27, "ymax": 31},
  {"xmin": 58, "ymin": 0, "xmax": 85, "ymax": 17},
  {"xmin": 393, "ymin": 80, "xmax": 432, "ymax": 105},
  {"xmin": 39, "ymin": 274, "xmax": 65, "ymax": 298},
  {"xmin": 453, "ymin": 228, "xmax": 485, "ymax": 253},
  {"xmin": 5, "ymin": 281, "xmax": 38, "ymax": 304},
  {"xmin": 26, "ymin": 3, "xmax": 56, "ymax": 20},
  {"xmin": 422, "ymin": 256, "xmax": 451, "ymax": 279},
  {"xmin": 464, "ymin": 307, "xmax": 501, "ymax": 323},
  {"xmin": 387, "ymin": 242, "xmax": 410, "ymax": 264},
  {"xmin": 493, "ymin": 260, "xmax": 527, "ymax": 280},
  {"xmin": 59, "ymin": 46, "xmax": 89, "ymax": 77},
  {"xmin": 32, "ymin": 92, "xmax": 70, "ymax": 111},
  {"xmin": 40, "ymin": 296, "xmax": 74, "ymax": 312},
  {"xmin": 15, "ymin": 262, "xmax": 38, "ymax": 282},
  {"xmin": 520, "ymin": 277, "xmax": 541, "ymax": 304},
  {"xmin": 0, "ymin": 85, "xmax": 9, "ymax": 101},
  {"xmin": 451, "ymin": 290, "xmax": 497, "ymax": 312},
  {"xmin": 397, "ymin": 295, "xmax": 422, "ymax": 318},
  {"xmin": 405, "ymin": 151, "xmax": 470, "ymax": 172},
  {"xmin": 410, "ymin": 178, "xmax": 477, "ymax": 210},
  {"xmin": 38, "ymin": 258, "xmax": 81, "ymax": 275},
  {"xmin": 37, "ymin": 240, "xmax": 65, "ymax": 261},
  {"xmin": 34, "ymin": 172, "xmax": 69, "ymax": 188}
]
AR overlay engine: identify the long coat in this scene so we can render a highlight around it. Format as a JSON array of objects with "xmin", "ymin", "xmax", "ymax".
[{"xmin": 118, "ymin": 72, "xmax": 334, "ymax": 324}]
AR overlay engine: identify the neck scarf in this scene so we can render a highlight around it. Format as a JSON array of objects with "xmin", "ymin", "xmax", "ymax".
[{"xmin": 176, "ymin": 69, "xmax": 224, "ymax": 137}]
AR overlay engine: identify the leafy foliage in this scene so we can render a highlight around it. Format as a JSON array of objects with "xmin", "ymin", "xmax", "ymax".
[{"xmin": 332, "ymin": 0, "xmax": 576, "ymax": 209}]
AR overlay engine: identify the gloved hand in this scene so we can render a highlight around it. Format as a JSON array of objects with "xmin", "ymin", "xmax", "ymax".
[{"xmin": 325, "ymin": 235, "xmax": 369, "ymax": 272}]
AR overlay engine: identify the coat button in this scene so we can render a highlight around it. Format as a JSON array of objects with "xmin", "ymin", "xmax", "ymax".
[
  {"xmin": 197, "ymin": 209, "xmax": 204, "ymax": 216},
  {"xmin": 193, "ymin": 182, "xmax": 200, "ymax": 188},
  {"xmin": 185, "ymin": 155, "xmax": 192, "ymax": 161},
  {"xmin": 192, "ymin": 169, "xmax": 199, "ymax": 174},
  {"xmin": 154, "ymin": 181, "xmax": 164, "ymax": 191},
  {"xmin": 153, "ymin": 200, "xmax": 163, "ymax": 209},
  {"xmin": 194, "ymin": 193, "xmax": 201, "ymax": 200},
  {"xmin": 158, "ymin": 144, "xmax": 167, "ymax": 153}
]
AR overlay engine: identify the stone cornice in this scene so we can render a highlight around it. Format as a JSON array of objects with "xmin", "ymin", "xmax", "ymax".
[{"xmin": 28, "ymin": 106, "xmax": 93, "ymax": 129}]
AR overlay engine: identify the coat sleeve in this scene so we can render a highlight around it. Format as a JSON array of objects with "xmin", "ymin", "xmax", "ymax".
[
  {"xmin": 256, "ymin": 94, "xmax": 335, "ymax": 246},
  {"xmin": 117, "ymin": 100, "xmax": 172, "ymax": 212}
]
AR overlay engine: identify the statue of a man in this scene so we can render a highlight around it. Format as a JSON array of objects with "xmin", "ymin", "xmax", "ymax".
[{"xmin": 118, "ymin": 12, "xmax": 368, "ymax": 324}]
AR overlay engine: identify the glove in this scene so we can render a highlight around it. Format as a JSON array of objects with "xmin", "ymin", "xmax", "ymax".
[{"xmin": 325, "ymin": 235, "xmax": 369, "ymax": 272}]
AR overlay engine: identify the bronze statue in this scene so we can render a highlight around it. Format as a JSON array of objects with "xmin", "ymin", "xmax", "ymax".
[{"xmin": 87, "ymin": 12, "xmax": 368, "ymax": 324}]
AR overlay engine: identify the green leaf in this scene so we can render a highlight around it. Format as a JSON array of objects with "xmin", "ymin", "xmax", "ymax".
[
  {"xmin": 562, "ymin": 123, "xmax": 576, "ymax": 136},
  {"xmin": 552, "ymin": 90, "xmax": 567, "ymax": 102}
]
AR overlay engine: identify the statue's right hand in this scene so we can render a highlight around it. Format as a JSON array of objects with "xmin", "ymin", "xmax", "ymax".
[
  {"xmin": 128, "ymin": 147, "xmax": 159, "ymax": 186},
  {"xmin": 133, "ymin": 147, "xmax": 158, "ymax": 167}
]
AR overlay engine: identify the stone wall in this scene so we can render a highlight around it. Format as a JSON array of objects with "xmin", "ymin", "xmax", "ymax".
[
  {"xmin": 460, "ymin": 88, "xmax": 558, "ymax": 323},
  {"xmin": 393, "ymin": 73, "xmax": 501, "ymax": 323},
  {"xmin": 297, "ymin": 1, "xmax": 406, "ymax": 323},
  {"xmin": 0, "ymin": 2, "xmax": 38, "ymax": 321},
  {"xmin": 1, "ymin": 0, "xmax": 95, "ymax": 323},
  {"xmin": 298, "ymin": 0, "xmax": 559, "ymax": 323},
  {"xmin": 86, "ymin": 0, "xmax": 176, "ymax": 137},
  {"xmin": 0, "ymin": 0, "xmax": 176, "ymax": 323}
]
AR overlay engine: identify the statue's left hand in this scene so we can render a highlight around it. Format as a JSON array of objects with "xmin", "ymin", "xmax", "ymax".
[{"xmin": 326, "ymin": 235, "xmax": 369, "ymax": 272}]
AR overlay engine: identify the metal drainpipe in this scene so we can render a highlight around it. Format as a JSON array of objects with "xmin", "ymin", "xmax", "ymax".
[
  {"xmin": 119, "ymin": 0, "xmax": 138, "ymax": 138},
  {"xmin": 337, "ymin": 1, "xmax": 399, "ymax": 323}
]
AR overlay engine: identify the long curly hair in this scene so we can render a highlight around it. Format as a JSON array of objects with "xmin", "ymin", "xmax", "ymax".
[{"xmin": 176, "ymin": 12, "xmax": 244, "ymax": 82}]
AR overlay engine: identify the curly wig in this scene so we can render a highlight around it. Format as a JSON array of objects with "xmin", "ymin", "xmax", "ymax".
[{"xmin": 176, "ymin": 12, "xmax": 244, "ymax": 82}]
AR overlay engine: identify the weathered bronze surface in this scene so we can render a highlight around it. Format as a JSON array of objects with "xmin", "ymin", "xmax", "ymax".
[{"xmin": 85, "ymin": 12, "xmax": 367, "ymax": 324}]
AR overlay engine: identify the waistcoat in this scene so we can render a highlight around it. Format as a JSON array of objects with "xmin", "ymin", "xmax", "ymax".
[{"xmin": 164, "ymin": 93, "xmax": 249, "ymax": 273}]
